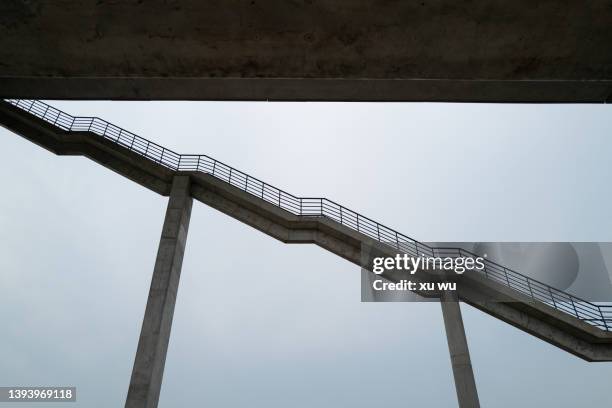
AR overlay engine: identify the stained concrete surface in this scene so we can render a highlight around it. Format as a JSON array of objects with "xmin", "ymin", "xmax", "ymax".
[{"xmin": 1, "ymin": 1, "xmax": 612, "ymax": 101}]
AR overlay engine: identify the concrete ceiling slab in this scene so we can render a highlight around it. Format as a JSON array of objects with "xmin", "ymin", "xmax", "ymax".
[{"xmin": 1, "ymin": 0, "xmax": 612, "ymax": 102}]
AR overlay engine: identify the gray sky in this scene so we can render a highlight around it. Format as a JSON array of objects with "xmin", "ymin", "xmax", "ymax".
[{"xmin": 1, "ymin": 101, "xmax": 612, "ymax": 407}]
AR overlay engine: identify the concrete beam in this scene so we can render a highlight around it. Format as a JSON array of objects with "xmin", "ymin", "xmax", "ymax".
[
  {"xmin": 441, "ymin": 291, "xmax": 480, "ymax": 408},
  {"xmin": 125, "ymin": 176, "xmax": 193, "ymax": 408},
  {"xmin": 1, "ymin": 1, "xmax": 612, "ymax": 102},
  {"xmin": 2, "ymin": 78, "xmax": 612, "ymax": 103}
]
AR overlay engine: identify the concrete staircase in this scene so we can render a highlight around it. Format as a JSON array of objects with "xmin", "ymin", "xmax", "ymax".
[{"xmin": 2, "ymin": 98, "xmax": 612, "ymax": 361}]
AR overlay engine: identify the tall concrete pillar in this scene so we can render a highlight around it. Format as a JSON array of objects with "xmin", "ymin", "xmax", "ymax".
[
  {"xmin": 440, "ymin": 291, "xmax": 480, "ymax": 408},
  {"xmin": 125, "ymin": 175, "xmax": 193, "ymax": 408}
]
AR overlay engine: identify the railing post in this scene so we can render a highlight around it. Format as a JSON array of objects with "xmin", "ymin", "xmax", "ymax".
[
  {"xmin": 570, "ymin": 297, "xmax": 579, "ymax": 318},
  {"xmin": 244, "ymin": 175, "xmax": 249, "ymax": 190},
  {"xmin": 527, "ymin": 279, "xmax": 534, "ymax": 299},
  {"xmin": 550, "ymin": 288, "xmax": 557, "ymax": 308},
  {"xmin": 339, "ymin": 206, "xmax": 343, "ymax": 224},
  {"xmin": 320, "ymin": 198, "xmax": 323, "ymax": 216}
]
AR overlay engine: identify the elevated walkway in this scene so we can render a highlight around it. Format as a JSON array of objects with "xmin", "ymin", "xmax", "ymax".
[{"xmin": 2, "ymin": 99, "xmax": 612, "ymax": 362}]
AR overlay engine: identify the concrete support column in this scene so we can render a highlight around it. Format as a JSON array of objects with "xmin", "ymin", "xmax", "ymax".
[
  {"xmin": 125, "ymin": 176, "xmax": 193, "ymax": 408},
  {"xmin": 440, "ymin": 291, "xmax": 480, "ymax": 408}
]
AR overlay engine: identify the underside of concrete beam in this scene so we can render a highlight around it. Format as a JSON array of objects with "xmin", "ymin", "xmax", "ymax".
[
  {"xmin": 1, "ymin": 1, "xmax": 612, "ymax": 102},
  {"xmin": 2, "ymin": 78, "xmax": 612, "ymax": 103}
]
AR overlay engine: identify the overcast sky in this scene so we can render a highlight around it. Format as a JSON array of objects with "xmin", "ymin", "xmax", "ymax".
[{"xmin": 2, "ymin": 101, "xmax": 612, "ymax": 407}]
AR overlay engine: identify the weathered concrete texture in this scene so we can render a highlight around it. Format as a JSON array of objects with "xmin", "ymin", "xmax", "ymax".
[
  {"xmin": 125, "ymin": 176, "xmax": 193, "ymax": 408},
  {"xmin": 1, "ymin": 1, "xmax": 612, "ymax": 102},
  {"xmin": 441, "ymin": 291, "xmax": 480, "ymax": 408}
]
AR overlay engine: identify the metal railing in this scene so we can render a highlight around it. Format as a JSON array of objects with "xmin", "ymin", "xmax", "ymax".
[{"xmin": 5, "ymin": 98, "xmax": 612, "ymax": 331}]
